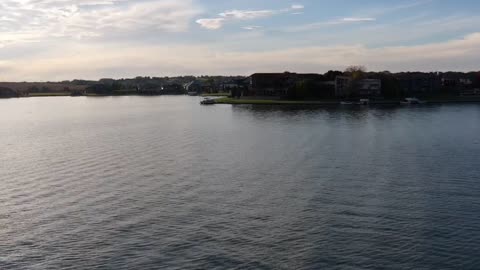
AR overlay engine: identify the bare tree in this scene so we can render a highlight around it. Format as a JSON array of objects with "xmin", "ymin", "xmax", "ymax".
[
  {"xmin": 343, "ymin": 66, "xmax": 368, "ymax": 98},
  {"xmin": 344, "ymin": 65, "xmax": 367, "ymax": 80}
]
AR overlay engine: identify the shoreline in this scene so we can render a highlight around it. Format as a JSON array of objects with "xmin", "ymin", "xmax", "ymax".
[
  {"xmin": 3, "ymin": 94, "xmax": 480, "ymax": 106},
  {"xmin": 213, "ymin": 97, "xmax": 480, "ymax": 106}
]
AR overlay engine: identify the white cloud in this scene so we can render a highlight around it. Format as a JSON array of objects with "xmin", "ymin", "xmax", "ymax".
[
  {"xmin": 0, "ymin": 0, "xmax": 201, "ymax": 46},
  {"xmin": 242, "ymin": 26, "xmax": 262, "ymax": 31},
  {"xmin": 197, "ymin": 4, "xmax": 304, "ymax": 30},
  {"xmin": 195, "ymin": 18, "xmax": 225, "ymax": 30},
  {"xmin": 1, "ymin": 32, "xmax": 479, "ymax": 81},
  {"xmin": 342, "ymin": 17, "xmax": 376, "ymax": 22},
  {"xmin": 219, "ymin": 10, "xmax": 276, "ymax": 20},
  {"xmin": 291, "ymin": 4, "xmax": 304, "ymax": 10},
  {"xmin": 286, "ymin": 16, "xmax": 376, "ymax": 32}
]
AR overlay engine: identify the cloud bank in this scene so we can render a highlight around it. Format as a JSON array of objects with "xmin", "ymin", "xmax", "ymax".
[{"xmin": 1, "ymin": 33, "xmax": 479, "ymax": 81}]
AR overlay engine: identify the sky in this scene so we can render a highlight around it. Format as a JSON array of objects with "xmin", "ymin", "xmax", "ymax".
[{"xmin": 0, "ymin": 0, "xmax": 480, "ymax": 81}]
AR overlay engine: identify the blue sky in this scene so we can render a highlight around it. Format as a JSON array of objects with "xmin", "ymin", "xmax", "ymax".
[{"xmin": 0, "ymin": 0, "xmax": 479, "ymax": 81}]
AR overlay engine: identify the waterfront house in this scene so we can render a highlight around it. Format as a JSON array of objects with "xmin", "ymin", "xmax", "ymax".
[
  {"xmin": 247, "ymin": 72, "xmax": 331, "ymax": 98},
  {"xmin": 395, "ymin": 72, "xmax": 441, "ymax": 96},
  {"xmin": 335, "ymin": 76, "xmax": 352, "ymax": 97},
  {"xmin": 221, "ymin": 79, "xmax": 248, "ymax": 98},
  {"xmin": 247, "ymin": 73, "xmax": 293, "ymax": 97},
  {"xmin": 335, "ymin": 76, "xmax": 381, "ymax": 98},
  {"xmin": 184, "ymin": 80, "xmax": 204, "ymax": 95},
  {"xmin": 161, "ymin": 84, "xmax": 184, "ymax": 95},
  {"xmin": 460, "ymin": 88, "xmax": 480, "ymax": 97},
  {"xmin": 358, "ymin": 79, "xmax": 382, "ymax": 97}
]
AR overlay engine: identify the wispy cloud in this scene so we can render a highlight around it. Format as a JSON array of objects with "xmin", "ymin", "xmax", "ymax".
[
  {"xmin": 286, "ymin": 17, "xmax": 376, "ymax": 32},
  {"xmin": 242, "ymin": 26, "xmax": 263, "ymax": 31},
  {"xmin": 291, "ymin": 4, "xmax": 305, "ymax": 10},
  {"xmin": 219, "ymin": 10, "xmax": 277, "ymax": 20},
  {"xmin": 196, "ymin": 4, "xmax": 305, "ymax": 30},
  {"xmin": 284, "ymin": 0, "xmax": 432, "ymax": 33},
  {"xmin": 195, "ymin": 18, "xmax": 225, "ymax": 30},
  {"xmin": 0, "ymin": 0, "xmax": 201, "ymax": 46},
  {"xmin": 360, "ymin": 0, "xmax": 434, "ymax": 17},
  {"xmin": 341, "ymin": 17, "xmax": 376, "ymax": 23}
]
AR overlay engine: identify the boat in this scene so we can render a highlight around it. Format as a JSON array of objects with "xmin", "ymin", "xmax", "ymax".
[
  {"xmin": 400, "ymin": 98, "xmax": 426, "ymax": 105},
  {"xmin": 358, "ymin": 99, "xmax": 370, "ymax": 105},
  {"xmin": 340, "ymin": 99, "xmax": 370, "ymax": 105},
  {"xmin": 200, "ymin": 98, "xmax": 215, "ymax": 105}
]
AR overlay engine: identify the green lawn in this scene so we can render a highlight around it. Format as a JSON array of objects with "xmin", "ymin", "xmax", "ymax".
[
  {"xmin": 216, "ymin": 97, "xmax": 480, "ymax": 105},
  {"xmin": 214, "ymin": 97, "xmax": 339, "ymax": 105}
]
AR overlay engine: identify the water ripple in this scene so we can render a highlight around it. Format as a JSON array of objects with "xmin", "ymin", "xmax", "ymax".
[{"xmin": 1, "ymin": 97, "xmax": 479, "ymax": 269}]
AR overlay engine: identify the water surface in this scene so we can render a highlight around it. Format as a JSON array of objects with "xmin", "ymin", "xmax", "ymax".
[{"xmin": 1, "ymin": 96, "xmax": 479, "ymax": 269}]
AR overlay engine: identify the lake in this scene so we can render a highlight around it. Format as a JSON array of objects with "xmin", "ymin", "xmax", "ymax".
[{"xmin": 1, "ymin": 96, "xmax": 479, "ymax": 269}]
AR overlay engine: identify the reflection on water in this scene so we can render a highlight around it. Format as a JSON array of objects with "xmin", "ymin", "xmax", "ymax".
[{"xmin": 1, "ymin": 96, "xmax": 480, "ymax": 269}]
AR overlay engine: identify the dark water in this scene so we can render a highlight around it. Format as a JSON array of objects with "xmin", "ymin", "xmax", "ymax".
[{"xmin": 1, "ymin": 96, "xmax": 480, "ymax": 270}]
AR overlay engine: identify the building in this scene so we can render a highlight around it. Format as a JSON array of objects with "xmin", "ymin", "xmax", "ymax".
[
  {"xmin": 357, "ymin": 79, "xmax": 382, "ymax": 97},
  {"xmin": 395, "ymin": 72, "xmax": 440, "ymax": 96},
  {"xmin": 184, "ymin": 80, "xmax": 204, "ymax": 95},
  {"xmin": 247, "ymin": 73, "xmax": 294, "ymax": 97},
  {"xmin": 247, "ymin": 72, "xmax": 334, "ymax": 98},
  {"xmin": 221, "ymin": 79, "xmax": 247, "ymax": 98},
  {"xmin": 335, "ymin": 76, "xmax": 352, "ymax": 97},
  {"xmin": 161, "ymin": 84, "xmax": 184, "ymax": 95},
  {"xmin": 221, "ymin": 80, "xmax": 246, "ymax": 92},
  {"xmin": 335, "ymin": 76, "xmax": 381, "ymax": 98},
  {"xmin": 460, "ymin": 88, "xmax": 480, "ymax": 97}
]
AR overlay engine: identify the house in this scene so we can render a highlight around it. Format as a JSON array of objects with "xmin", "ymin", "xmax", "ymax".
[
  {"xmin": 358, "ymin": 79, "xmax": 382, "ymax": 97},
  {"xmin": 335, "ymin": 76, "xmax": 352, "ymax": 97},
  {"xmin": 221, "ymin": 79, "xmax": 248, "ymax": 98},
  {"xmin": 184, "ymin": 80, "xmax": 204, "ymax": 95},
  {"xmin": 247, "ymin": 73, "xmax": 294, "ymax": 97},
  {"xmin": 246, "ymin": 72, "xmax": 332, "ymax": 97},
  {"xmin": 442, "ymin": 78, "xmax": 458, "ymax": 88},
  {"xmin": 335, "ymin": 76, "xmax": 381, "ymax": 98},
  {"xmin": 161, "ymin": 84, "xmax": 184, "ymax": 95},
  {"xmin": 395, "ymin": 72, "xmax": 440, "ymax": 96},
  {"xmin": 460, "ymin": 88, "xmax": 480, "ymax": 97},
  {"xmin": 221, "ymin": 79, "xmax": 247, "ymax": 92},
  {"xmin": 221, "ymin": 81, "xmax": 243, "ymax": 91}
]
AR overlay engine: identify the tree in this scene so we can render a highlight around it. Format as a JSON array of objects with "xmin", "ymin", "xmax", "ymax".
[
  {"xmin": 206, "ymin": 78, "xmax": 215, "ymax": 93},
  {"xmin": 28, "ymin": 86, "xmax": 40, "ymax": 93},
  {"xmin": 343, "ymin": 66, "xmax": 368, "ymax": 98},
  {"xmin": 344, "ymin": 65, "xmax": 367, "ymax": 80},
  {"xmin": 324, "ymin": 70, "xmax": 343, "ymax": 81}
]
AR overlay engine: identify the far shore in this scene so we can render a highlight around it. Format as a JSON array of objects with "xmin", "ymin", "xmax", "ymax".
[
  {"xmin": 213, "ymin": 97, "xmax": 480, "ymax": 105},
  {"xmin": 3, "ymin": 93, "xmax": 480, "ymax": 106}
]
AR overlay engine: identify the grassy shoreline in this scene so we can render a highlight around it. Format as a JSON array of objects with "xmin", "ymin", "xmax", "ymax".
[{"xmin": 214, "ymin": 97, "xmax": 480, "ymax": 105}]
